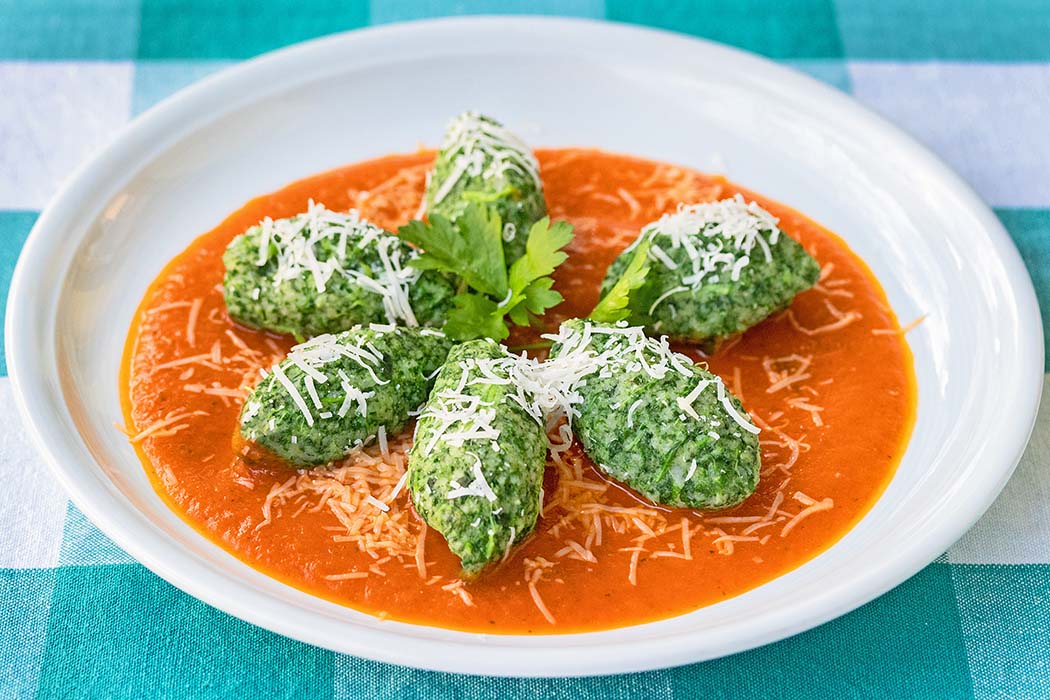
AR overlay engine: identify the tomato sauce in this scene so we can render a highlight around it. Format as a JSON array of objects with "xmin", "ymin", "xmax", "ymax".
[{"xmin": 121, "ymin": 149, "xmax": 915, "ymax": 634}]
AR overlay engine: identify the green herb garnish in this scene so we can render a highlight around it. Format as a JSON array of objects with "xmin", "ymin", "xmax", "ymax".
[
  {"xmin": 399, "ymin": 203, "xmax": 574, "ymax": 341},
  {"xmin": 588, "ymin": 240, "xmax": 651, "ymax": 323}
]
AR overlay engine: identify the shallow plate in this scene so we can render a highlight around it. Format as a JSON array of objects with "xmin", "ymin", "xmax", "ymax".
[{"xmin": 5, "ymin": 17, "xmax": 1043, "ymax": 676}]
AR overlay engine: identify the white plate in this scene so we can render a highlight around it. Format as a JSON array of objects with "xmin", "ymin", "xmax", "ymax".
[{"xmin": 5, "ymin": 17, "xmax": 1043, "ymax": 676}]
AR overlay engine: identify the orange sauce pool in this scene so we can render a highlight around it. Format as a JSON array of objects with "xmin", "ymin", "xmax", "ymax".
[{"xmin": 121, "ymin": 149, "xmax": 916, "ymax": 634}]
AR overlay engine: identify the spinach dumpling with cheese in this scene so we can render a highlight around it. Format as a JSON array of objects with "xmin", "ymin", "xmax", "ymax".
[
  {"xmin": 548, "ymin": 319, "xmax": 761, "ymax": 510},
  {"xmin": 600, "ymin": 195, "xmax": 820, "ymax": 350},
  {"xmin": 408, "ymin": 339, "xmax": 547, "ymax": 577},
  {"xmin": 223, "ymin": 201, "xmax": 456, "ymax": 338},
  {"xmin": 237, "ymin": 326, "xmax": 453, "ymax": 466},
  {"xmin": 424, "ymin": 112, "xmax": 547, "ymax": 262}
]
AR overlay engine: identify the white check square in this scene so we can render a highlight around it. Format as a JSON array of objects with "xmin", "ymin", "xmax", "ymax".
[
  {"xmin": 0, "ymin": 61, "xmax": 132, "ymax": 209},
  {"xmin": 849, "ymin": 62, "xmax": 1050, "ymax": 207},
  {"xmin": 0, "ymin": 379, "xmax": 67, "ymax": 568},
  {"xmin": 948, "ymin": 375, "xmax": 1050, "ymax": 564}
]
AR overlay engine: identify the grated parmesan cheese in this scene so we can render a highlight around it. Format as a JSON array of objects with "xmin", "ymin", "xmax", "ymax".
[
  {"xmin": 446, "ymin": 453, "xmax": 498, "ymax": 503},
  {"xmin": 252, "ymin": 200, "xmax": 423, "ymax": 326},
  {"xmin": 626, "ymin": 194, "xmax": 782, "ymax": 293},
  {"xmin": 429, "ymin": 112, "xmax": 541, "ymax": 207}
]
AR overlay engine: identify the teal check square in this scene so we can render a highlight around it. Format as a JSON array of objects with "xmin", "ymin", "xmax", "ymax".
[
  {"xmin": 369, "ymin": 0, "xmax": 605, "ymax": 24},
  {"xmin": 606, "ymin": 0, "xmax": 844, "ymax": 59},
  {"xmin": 332, "ymin": 564, "xmax": 973, "ymax": 700},
  {"xmin": 0, "ymin": 0, "xmax": 139, "ymax": 60},
  {"xmin": 137, "ymin": 0, "xmax": 369, "ymax": 59},
  {"xmin": 35, "ymin": 564, "xmax": 335, "ymax": 699},
  {"xmin": 834, "ymin": 0, "xmax": 1050, "ymax": 60}
]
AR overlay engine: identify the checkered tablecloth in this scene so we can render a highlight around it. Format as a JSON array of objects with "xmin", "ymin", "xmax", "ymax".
[{"xmin": 2, "ymin": 2, "xmax": 1048, "ymax": 698}]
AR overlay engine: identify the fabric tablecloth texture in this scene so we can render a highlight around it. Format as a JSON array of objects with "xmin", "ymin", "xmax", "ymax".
[{"xmin": 1, "ymin": 1, "xmax": 1048, "ymax": 698}]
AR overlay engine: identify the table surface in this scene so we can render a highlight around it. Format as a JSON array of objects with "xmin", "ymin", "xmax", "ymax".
[{"xmin": 2, "ymin": 2, "xmax": 1048, "ymax": 698}]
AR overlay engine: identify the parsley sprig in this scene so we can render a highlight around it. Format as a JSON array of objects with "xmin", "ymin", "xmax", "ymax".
[
  {"xmin": 399, "ymin": 203, "xmax": 574, "ymax": 341},
  {"xmin": 588, "ymin": 240, "xmax": 651, "ymax": 323}
]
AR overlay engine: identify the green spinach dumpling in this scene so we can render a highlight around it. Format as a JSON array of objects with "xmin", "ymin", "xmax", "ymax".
[
  {"xmin": 548, "ymin": 319, "xmax": 761, "ymax": 510},
  {"xmin": 424, "ymin": 112, "xmax": 546, "ymax": 262},
  {"xmin": 223, "ymin": 202, "xmax": 455, "ymax": 338},
  {"xmin": 408, "ymin": 340, "xmax": 547, "ymax": 577},
  {"xmin": 238, "ymin": 326, "xmax": 453, "ymax": 466},
  {"xmin": 601, "ymin": 195, "xmax": 820, "ymax": 350}
]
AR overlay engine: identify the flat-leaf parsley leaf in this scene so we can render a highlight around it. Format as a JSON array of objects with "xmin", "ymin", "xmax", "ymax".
[
  {"xmin": 399, "ymin": 205, "xmax": 508, "ymax": 298},
  {"xmin": 588, "ymin": 240, "xmax": 651, "ymax": 323},
  {"xmin": 399, "ymin": 203, "xmax": 574, "ymax": 341}
]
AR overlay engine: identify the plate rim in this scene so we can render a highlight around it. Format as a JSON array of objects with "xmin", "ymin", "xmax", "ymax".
[{"xmin": 5, "ymin": 15, "xmax": 1044, "ymax": 676}]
